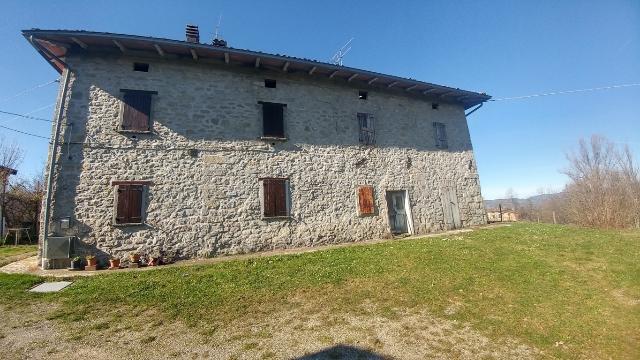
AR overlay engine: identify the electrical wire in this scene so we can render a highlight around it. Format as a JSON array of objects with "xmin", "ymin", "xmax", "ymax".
[
  {"xmin": 0, "ymin": 79, "xmax": 59, "ymax": 104},
  {"xmin": 490, "ymin": 82, "xmax": 640, "ymax": 101},
  {"xmin": 0, "ymin": 124, "xmax": 49, "ymax": 139},
  {"xmin": 0, "ymin": 108, "xmax": 53, "ymax": 122}
]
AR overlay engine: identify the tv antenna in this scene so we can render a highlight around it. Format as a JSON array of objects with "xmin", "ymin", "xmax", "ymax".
[
  {"xmin": 212, "ymin": 14, "xmax": 228, "ymax": 47},
  {"xmin": 214, "ymin": 14, "xmax": 222, "ymax": 40},
  {"xmin": 330, "ymin": 37, "xmax": 354, "ymax": 66}
]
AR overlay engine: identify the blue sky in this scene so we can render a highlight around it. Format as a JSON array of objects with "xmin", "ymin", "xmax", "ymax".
[{"xmin": 1, "ymin": 0, "xmax": 638, "ymax": 199}]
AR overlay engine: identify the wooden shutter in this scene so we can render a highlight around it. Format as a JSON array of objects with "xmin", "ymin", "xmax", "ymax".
[
  {"xmin": 433, "ymin": 122, "xmax": 448, "ymax": 149},
  {"xmin": 358, "ymin": 186, "xmax": 375, "ymax": 215},
  {"xmin": 262, "ymin": 103, "xmax": 285, "ymax": 138},
  {"xmin": 358, "ymin": 113, "xmax": 375, "ymax": 145},
  {"xmin": 263, "ymin": 178, "xmax": 288, "ymax": 217},
  {"xmin": 116, "ymin": 184, "xmax": 144, "ymax": 224},
  {"xmin": 122, "ymin": 91, "xmax": 152, "ymax": 131}
]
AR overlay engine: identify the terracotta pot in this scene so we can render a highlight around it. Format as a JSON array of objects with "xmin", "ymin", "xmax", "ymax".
[
  {"xmin": 129, "ymin": 254, "xmax": 140, "ymax": 263},
  {"xmin": 148, "ymin": 257, "xmax": 160, "ymax": 266},
  {"xmin": 86, "ymin": 258, "xmax": 97, "ymax": 267},
  {"xmin": 109, "ymin": 259, "xmax": 121, "ymax": 269}
]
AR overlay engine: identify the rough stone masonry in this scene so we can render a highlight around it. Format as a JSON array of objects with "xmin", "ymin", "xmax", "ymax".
[{"xmin": 40, "ymin": 47, "xmax": 486, "ymax": 268}]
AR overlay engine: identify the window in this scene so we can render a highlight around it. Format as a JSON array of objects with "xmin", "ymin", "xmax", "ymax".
[
  {"xmin": 261, "ymin": 178, "xmax": 289, "ymax": 218},
  {"xmin": 133, "ymin": 62, "xmax": 149, "ymax": 72},
  {"xmin": 120, "ymin": 89, "xmax": 157, "ymax": 132},
  {"xmin": 264, "ymin": 79, "xmax": 277, "ymax": 88},
  {"xmin": 358, "ymin": 113, "xmax": 375, "ymax": 145},
  {"xmin": 433, "ymin": 122, "xmax": 448, "ymax": 149},
  {"xmin": 359, "ymin": 90, "xmax": 368, "ymax": 100},
  {"xmin": 259, "ymin": 101, "xmax": 286, "ymax": 138},
  {"xmin": 357, "ymin": 186, "xmax": 375, "ymax": 215},
  {"xmin": 432, "ymin": 103, "xmax": 439, "ymax": 110},
  {"xmin": 113, "ymin": 182, "xmax": 147, "ymax": 225}
]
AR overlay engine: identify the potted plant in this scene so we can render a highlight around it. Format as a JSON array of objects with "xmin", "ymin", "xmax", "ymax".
[
  {"xmin": 129, "ymin": 252, "xmax": 140, "ymax": 264},
  {"xmin": 70, "ymin": 256, "xmax": 83, "ymax": 270},
  {"xmin": 86, "ymin": 255, "xmax": 97, "ymax": 267},
  {"xmin": 147, "ymin": 252, "xmax": 161, "ymax": 266},
  {"xmin": 108, "ymin": 256, "xmax": 121, "ymax": 269}
]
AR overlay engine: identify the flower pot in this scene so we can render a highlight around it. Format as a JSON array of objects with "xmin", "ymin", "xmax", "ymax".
[
  {"xmin": 129, "ymin": 254, "xmax": 140, "ymax": 263},
  {"xmin": 109, "ymin": 259, "xmax": 121, "ymax": 269},
  {"xmin": 148, "ymin": 257, "xmax": 160, "ymax": 266},
  {"xmin": 86, "ymin": 258, "xmax": 97, "ymax": 267},
  {"xmin": 70, "ymin": 259, "xmax": 83, "ymax": 270}
]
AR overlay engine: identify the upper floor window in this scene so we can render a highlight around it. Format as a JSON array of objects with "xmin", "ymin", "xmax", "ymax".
[
  {"xmin": 120, "ymin": 89, "xmax": 157, "ymax": 132},
  {"xmin": 433, "ymin": 122, "xmax": 448, "ymax": 149},
  {"xmin": 259, "ymin": 101, "xmax": 286, "ymax": 139},
  {"xmin": 264, "ymin": 79, "xmax": 277, "ymax": 88},
  {"xmin": 358, "ymin": 113, "xmax": 375, "ymax": 145},
  {"xmin": 359, "ymin": 91, "xmax": 368, "ymax": 100}
]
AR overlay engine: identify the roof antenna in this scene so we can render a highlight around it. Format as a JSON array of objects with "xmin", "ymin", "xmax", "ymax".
[
  {"xmin": 212, "ymin": 14, "xmax": 227, "ymax": 47},
  {"xmin": 330, "ymin": 37, "xmax": 354, "ymax": 66}
]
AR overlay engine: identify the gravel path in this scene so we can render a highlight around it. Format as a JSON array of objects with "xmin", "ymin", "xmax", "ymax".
[{"xmin": 0, "ymin": 302, "xmax": 538, "ymax": 359}]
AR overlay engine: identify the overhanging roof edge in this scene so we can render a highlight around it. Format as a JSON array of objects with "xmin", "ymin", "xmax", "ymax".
[{"xmin": 22, "ymin": 29, "xmax": 492, "ymax": 106}]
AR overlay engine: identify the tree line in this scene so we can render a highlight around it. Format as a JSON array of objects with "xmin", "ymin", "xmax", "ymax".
[{"xmin": 515, "ymin": 135, "xmax": 640, "ymax": 229}]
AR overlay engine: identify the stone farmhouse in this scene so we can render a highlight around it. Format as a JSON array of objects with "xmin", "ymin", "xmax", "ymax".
[{"xmin": 23, "ymin": 27, "xmax": 490, "ymax": 269}]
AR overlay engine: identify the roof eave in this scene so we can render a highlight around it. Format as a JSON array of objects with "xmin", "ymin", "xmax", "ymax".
[{"xmin": 22, "ymin": 29, "xmax": 491, "ymax": 108}]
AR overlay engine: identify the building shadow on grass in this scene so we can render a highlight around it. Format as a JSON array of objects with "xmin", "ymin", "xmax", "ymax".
[{"xmin": 293, "ymin": 344, "xmax": 390, "ymax": 360}]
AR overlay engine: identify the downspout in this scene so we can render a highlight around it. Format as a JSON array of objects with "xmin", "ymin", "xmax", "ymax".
[
  {"xmin": 465, "ymin": 103, "xmax": 483, "ymax": 117},
  {"xmin": 41, "ymin": 68, "xmax": 71, "ymax": 269}
]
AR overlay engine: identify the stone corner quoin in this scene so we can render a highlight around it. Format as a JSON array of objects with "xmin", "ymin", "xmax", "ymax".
[{"xmin": 35, "ymin": 34, "xmax": 487, "ymax": 268}]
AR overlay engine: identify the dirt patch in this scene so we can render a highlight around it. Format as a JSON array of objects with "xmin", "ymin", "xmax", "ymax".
[
  {"xmin": 0, "ymin": 302, "xmax": 538, "ymax": 360},
  {"xmin": 612, "ymin": 289, "xmax": 640, "ymax": 306}
]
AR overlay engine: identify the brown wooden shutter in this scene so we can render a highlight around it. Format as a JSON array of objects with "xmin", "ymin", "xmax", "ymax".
[
  {"xmin": 116, "ymin": 186, "xmax": 129, "ymax": 223},
  {"xmin": 127, "ymin": 185, "xmax": 144, "ymax": 223},
  {"xmin": 116, "ymin": 184, "xmax": 144, "ymax": 224},
  {"xmin": 358, "ymin": 186, "xmax": 375, "ymax": 215},
  {"xmin": 263, "ymin": 178, "xmax": 288, "ymax": 217},
  {"xmin": 122, "ymin": 91, "xmax": 152, "ymax": 131}
]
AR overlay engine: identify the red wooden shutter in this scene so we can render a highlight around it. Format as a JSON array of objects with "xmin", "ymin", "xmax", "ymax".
[
  {"xmin": 122, "ymin": 91, "xmax": 152, "ymax": 131},
  {"xmin": 358, "ymin": 186, "xmax": 375, "ymax": 215}
]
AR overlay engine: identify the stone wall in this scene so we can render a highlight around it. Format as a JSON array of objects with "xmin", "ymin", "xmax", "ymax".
[{"xmin": 43, "ymin": 53, "xmax": 486, "ymax": 265}]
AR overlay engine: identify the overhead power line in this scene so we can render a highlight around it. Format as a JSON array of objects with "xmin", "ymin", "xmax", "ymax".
[
  {"xmin": 0, "ymin": 109, "xmax": 53, "ymax": 122},
  {"xmin": 0, "ymin": 124, "xmax": 49, "ymax": 139},
  {"xmin": 0, "ymin": 79, "xmax": 59, "ymax": 104},
  {"xmin": 490, "ymin": 82, "xmax": 640, "ymax": 101}
]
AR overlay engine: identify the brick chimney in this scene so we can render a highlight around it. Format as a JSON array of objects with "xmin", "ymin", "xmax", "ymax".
[{"xmin": 185, "ymin": 24, "xmax": 199, "ymax": 43}]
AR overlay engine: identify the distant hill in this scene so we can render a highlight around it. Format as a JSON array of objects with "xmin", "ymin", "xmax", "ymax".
[{"xmin": 484, "ymin": 193, "xmax": 560, "ymax": 210}]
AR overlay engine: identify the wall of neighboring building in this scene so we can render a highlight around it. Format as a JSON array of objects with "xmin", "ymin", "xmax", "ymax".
[{"xmin": 43, "ymin": 53, "xmax": 486, "ymax": 265}]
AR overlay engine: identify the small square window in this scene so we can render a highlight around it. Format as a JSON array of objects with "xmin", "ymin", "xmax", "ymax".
[
  {"xmin": 133, "ymin": 63, "xmax": 149, "ymax": 72},
  {"xmin": 359, "ymin": 91, "xmax": 368, "ymax": 100},
  {"xmin": 264, "ymin": 79, "xmax": 277, "ymax": 88},
  {"xmin": 432, "ymin": 103, "xmax": 439, "ymax": 110}
]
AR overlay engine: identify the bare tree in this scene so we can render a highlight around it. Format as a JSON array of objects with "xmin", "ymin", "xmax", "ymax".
[
  {"xmin": 0, "ymin": 136, "xmax": 23, "ymax": 170},
  {"xmin": 562, "ymin": 135, "xmax": 640, "ymax": 228}
]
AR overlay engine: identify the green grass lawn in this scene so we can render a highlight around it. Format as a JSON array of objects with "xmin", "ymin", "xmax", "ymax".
[
  {"xmin": 0, "ymin": 245, "xmax": 37, "ymax": 267},
  {"xmin": 1, "ymin": 223, "xmax": 638, "ymax": 359}
]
